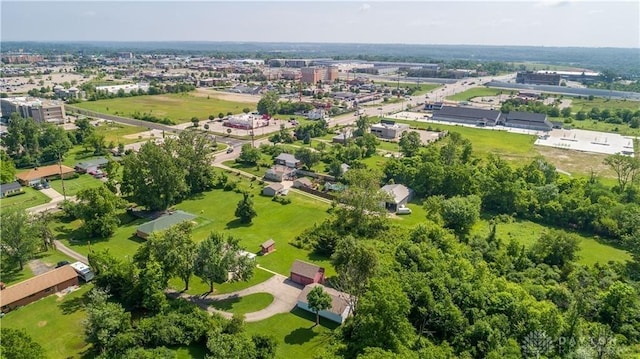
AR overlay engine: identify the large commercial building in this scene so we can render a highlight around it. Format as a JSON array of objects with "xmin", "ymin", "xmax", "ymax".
[
  {"xmin": 0, "ymin": 97, "xmax": 65, "ymax": 123},
  {"xmin": 516, "ymin": 71, "xmax": 561, "ymax": 86},
  {"xmin": 95, "ymin": 83, "xmax": 150, "ymax": 94},
  {"xmin": 301, "ymin": 66, "xmax": 339, "ymax": 84},
  {"xmin": 431, "ymin": 106, "xmax": 555, "ymax": 131}
]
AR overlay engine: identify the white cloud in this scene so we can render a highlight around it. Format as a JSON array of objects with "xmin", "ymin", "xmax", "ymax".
[{"xmin": 359, "ymin": 3, "xmax": 371, "ymax": 12}]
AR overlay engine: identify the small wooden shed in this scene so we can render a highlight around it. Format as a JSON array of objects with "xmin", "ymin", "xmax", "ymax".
[{"xmin": 260, "ymin": 239, "xmax": 276, "ymax": 255}]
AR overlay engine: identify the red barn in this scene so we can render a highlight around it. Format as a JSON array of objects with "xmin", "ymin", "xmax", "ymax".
[{"xmin": 290, "ymin": 260, "xmax": 325, "ymax": 286}]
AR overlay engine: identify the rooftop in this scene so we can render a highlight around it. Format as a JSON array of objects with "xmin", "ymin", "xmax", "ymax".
[
  {"xmin": 298, "ymin": 283, "xmax": 350, "ymax": 317},
  {"xmin": 16, "ymin": 164, "xmax": 75, "ymax": 182},
  {"xmin": 381, "ymin": 184, "xmax": 411, "ymax": 203},
  {"xmin": 0, "ymin": 266, "xmax": 78, "ymax": 307},
  {"xmin": 290, "ymin": 260, "xmax": 324, "ymax": 279},
  {"xmin": 136, "ymin": 210, "xmax": 197, "ymax": 237}
]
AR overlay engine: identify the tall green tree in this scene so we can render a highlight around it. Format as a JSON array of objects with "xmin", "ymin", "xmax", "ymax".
[
  {"xmin": 84, "ymin": 289, "xmax": 132, "ymax": 355},
  {"xmin": 0, "ymin": 209, "xmax": 39, "ymax": 270},
  {"xmin": 0, "ymin": 328, "xmax": 46, "ymax": 359},
  {"xmin": 334, "ymin": 168, "xmax": 391, "ymax": 237},
  {"xmin": 194, "ymin": 232, "xmax": 254, "ymax": 293},
  {"xmin": 439, "ymin": 195, "xmax": 482, "ymax": 236},
  {"xmin": 235, "ymin": 192, "xmax": 257, "ymax": 224},
  {"xmin": 398, "ymin": 131, "xmax": 422, "ymax": 157},
  {"xmin": 257, "ymin": 91, "xmax": 280, "ymax": 117},
  {"xmin": 143, "ymin": 221, "xmax": 196, "ymax": 290},
  {"xmin": 167, "ymin": 130, "xmax": 215, "ymax": 194},
  {"xmin": 237, "ymin": 144, "xmax": 261, "ymax": 165},
  {"xmin": 331, "ymin": 236, "xmax": 378, "ymax": 315},
  {"xmin": 0, "ymin": 150, "xmax": 16, "ymax": 183},
  {"xmin": 295, "ymin": 147, "xmax": 320, "ymax": 170},
  {"xmin": 529, "ymin": 230, "xmax": 580, "ymax": 267},
  {"xmin": 306, "ymin": 285, "xmax": 332, "ymax": 326},
  {"xmin": 74, "ymin": 185, "xmax": 125, "ymax": 237},
  {"xmin": 121, "ymin": 141, "xmax": 187, "ymax": 211},
  {"xmin": 604, "ymin": 153, "xmax": 639, "ymax": 192}
]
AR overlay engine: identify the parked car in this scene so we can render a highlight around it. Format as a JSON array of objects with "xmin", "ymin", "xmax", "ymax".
[
  {"xmin": 55, "ymin": 261, "xmax": 70, "ymax": 268},
  {"xmin": 397, "ymin": 206, "xmax": 412, "ymax": 215},
  {"xmin": 226, "ymin": 147, "xmax": 234, "ymax": 154}
]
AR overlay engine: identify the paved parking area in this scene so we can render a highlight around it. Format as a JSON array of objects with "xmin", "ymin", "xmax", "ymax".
[{"xmin": 535, "ymin": 128, "xmax": 635, "ymax": 156}]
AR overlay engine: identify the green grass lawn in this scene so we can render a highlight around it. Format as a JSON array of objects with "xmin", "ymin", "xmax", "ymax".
[
  {"xmin": 1, "ymin": 249, "xmax": 77, "ymax": 286},
  {"xmin": 210, "ymin": 293, "xmax": 274, "ymax": 314},
  {"xmin": 175, "ymin": 183, "xmax": 335, "ymax": 277},
  {"xmin": 471, "ymin": 218, "xmax": 632, "ymax": 266},
  {"xmin": 54, "ymin": 213, "xmax": 146, "ymax": 260},
  {"xmin": 245, "ymin": 308, "xmax": 339, "ymax": 359},
  {"xmin": 49, "ymin": 174, "xmax": 105, "ymax": 197},
  {"xmin": 570, "ymin": 97, "xmax": 640, "ymax": 112},
  {"xmin": 0, "ymin": 187, "xmax": 50, "ymax": 214},
  {"xmin": 447, "ymin": 87, "xmax": 505, "ymax": 101},
  {"xmin": 1, "ymin": 284, "xmax": 93, "ymax": 359},
  {"xmin": 393, "ymin": 119, "xmax": 537, "ymax": 161},
  {"xmin": 168, "ymin": 268, "xmax": 274, "ymax": 296},
  {"xmin": 75, "ymin": 92, "xmax": 256, "ymax": 124},
  {"xmin": 94, "ymin": 122, "xmax": 149, "ymax": 145}
]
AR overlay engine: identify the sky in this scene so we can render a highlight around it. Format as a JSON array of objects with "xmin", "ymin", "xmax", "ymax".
[{"xmin": 1, "ymin": 1, "xmax": 639, "ymax": 48}]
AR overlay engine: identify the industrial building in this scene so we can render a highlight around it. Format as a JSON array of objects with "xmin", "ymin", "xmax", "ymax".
[
  {"xmin": 516, "ymin": 71, "xmax": 561, "ymax": 86},
  {"xmin": 95, "ymin": 83, "xmax": 150, "ymax": 94},
  {"xmin": 0, "ymin": 97, "xmax": 65, "ymax": 123},
  {"xmin": 370, "ymin": 121, "xmax": 410, "ymax": 140}
]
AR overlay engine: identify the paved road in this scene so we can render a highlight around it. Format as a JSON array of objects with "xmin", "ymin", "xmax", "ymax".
[
  {"xmin": 170, "ymin": 268, "xmax": 303, "ymax": 322},
  {"xmin": 53, "ymin": 240, "xmax": 89, "ymax": 264}
]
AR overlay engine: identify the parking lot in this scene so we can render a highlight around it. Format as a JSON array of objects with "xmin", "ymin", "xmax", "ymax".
[{"xmin": 535, "ymin": 128, "xmax": 636, "ymax": 156}]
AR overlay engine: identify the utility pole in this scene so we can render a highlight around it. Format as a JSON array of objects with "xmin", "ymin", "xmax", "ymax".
[{"xmin": 57, "ymin": 151, "xmax": 67, "ymax": 201}]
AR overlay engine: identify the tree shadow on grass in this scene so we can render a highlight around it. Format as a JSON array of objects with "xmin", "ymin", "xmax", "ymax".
[
  {"xmin": 210, "ymin": 294, "xmax": 241, "ymax": 311},
  {"xmin": 284, "ymin": 327, "xmax": 318, "ymax": 345},
  {"xmin": 289, "ymin": 307, "xmax": 340, "ymax": 330},
  {"xmin": 225, "ymin": 218, "xmax": 253, "ymax": 229},
  {"xmin": 59, "ymin": 294, "xmax": 86, "ymax": 315}
]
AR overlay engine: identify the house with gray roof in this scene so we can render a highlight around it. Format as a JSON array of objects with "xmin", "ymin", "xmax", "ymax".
[
  {"xmin": 74, "ymin": 157, "xmax": 116, "ymax": 173},
  {"xmin": 135, "ymin": 210, "xmax": 197, "ymax": 239},
  {"xmin": 380, "ymin": 184, "xmax": 414, "ymax": 212},
  {"xmin": 0, "ymin": 181, "xmax": 22, "ymax": 198},
  {"xmin": 275, "ymin": 153, "xmax": 301, "ymax": 168}
]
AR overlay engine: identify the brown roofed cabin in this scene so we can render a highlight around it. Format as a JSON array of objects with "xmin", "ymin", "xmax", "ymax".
[
  {"xmin": 261, "ymin": 239, "xmax": 275, "ymax": 255},
  {"xmin": 0, "ymin": 266, "xmax": 79, "ymax": 313},
  {"xmin": 15, "ymin": 164, "xmax": 75, "ymax": 187},
  {"xmin": 290, "ymin": 260, "xmax": 325, "ymax": 286}
]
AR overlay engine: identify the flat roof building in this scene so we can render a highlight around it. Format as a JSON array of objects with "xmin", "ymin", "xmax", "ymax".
[
  {"xmin": 1, "ymin": 97, "xmax": 65, "ymax": 123},
  {"xmin": 516, "ymin": 71, "xmax": 561, "ymax": 86},
  {"xmin": 370, "ymin": 121, "xmax": 410, "ymax": 140}
]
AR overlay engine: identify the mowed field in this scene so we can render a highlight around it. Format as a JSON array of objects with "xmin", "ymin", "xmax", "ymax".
[
  {"xmin": 447, "ymin": 87, "xmax": 506, "ymax": 101},
  {"xmin": 74, "ymin": 92, "xmax": 257, "ymax": 124},
  {"xmin": 54, "ymin": 172, "xmax": 334, "ymax": 279},
  {"xmin": 393, "ymin": 118, "xmax": 538, "ymax": 161}
]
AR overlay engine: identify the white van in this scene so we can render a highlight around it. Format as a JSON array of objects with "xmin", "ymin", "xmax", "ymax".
[
  {"xmin": 70, "ymin": 262, "xmax": 95, "ymax": 282},
  {"xmin": 397, "ymin": 206, "xmax": 412, "ymax": 215}
]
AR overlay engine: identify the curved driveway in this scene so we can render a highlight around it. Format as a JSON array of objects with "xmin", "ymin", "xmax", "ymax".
[{"xmin": 172, "ymin": 267, "xmax": 303, "ymax": 322}]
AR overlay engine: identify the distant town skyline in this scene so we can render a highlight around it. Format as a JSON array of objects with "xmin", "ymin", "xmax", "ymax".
[{"xmin": 1, "ymin": 1, "xmax": 638, "ymax": 48}]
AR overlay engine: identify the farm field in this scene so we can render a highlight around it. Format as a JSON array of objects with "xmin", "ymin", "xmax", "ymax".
[
  {"xmin": 74, "ymin": 92, "xmax": 257, "ymax": 124},
  {"xmin": 246, "ymin": 308, "xmax": 339, "ymax": 359}
]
